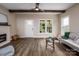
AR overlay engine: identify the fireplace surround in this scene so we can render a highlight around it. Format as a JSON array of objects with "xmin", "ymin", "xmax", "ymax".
[{"xmin": 0, "ymin": 34, "xmax": 6, "ymax": 43}]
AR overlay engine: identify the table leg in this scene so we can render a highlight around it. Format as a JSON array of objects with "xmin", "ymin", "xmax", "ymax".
[{"xmin": 53, "ymin": 39, "xmax": 55, "ymax": 51}]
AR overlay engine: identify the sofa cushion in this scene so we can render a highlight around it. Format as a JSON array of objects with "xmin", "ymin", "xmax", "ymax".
[
  {"xmin": 75, "ymin": 35, "xmax": 79, "ymax": 41},
  {"xmin": 75, "ymin": 39, "xmax": 79, "ymax": 45},
  {"xmin": 69, "ymin": 32, "xmax": 77, "ymax": 41},
  {"xmin": 60, "ymin": 39, "xmax": 79, "ymax": 52}
]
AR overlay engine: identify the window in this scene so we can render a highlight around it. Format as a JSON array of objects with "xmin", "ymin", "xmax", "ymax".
[
  {"xmin": 40, "ymin": 20, "xmax": 45, "ymax": 33},
  {"xmin": 47, "ymin": 20, "xmax": 52, "ymax": 33},
  {"xmin": 40, "ymin": 19, "xmax": 52, "ymax": 33},
  {"xmin": 61, "ymin": 16, "xmax": 69, "ymax": 27},
  {"xmin": 61, "ymin": 16, "xmax": 70, "ymax": 35}
]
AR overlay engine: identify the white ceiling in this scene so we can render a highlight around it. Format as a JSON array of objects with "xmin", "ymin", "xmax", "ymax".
[
  {"xmin": 0, "ymin": 3, "xmax": 75, "ymax": 10},
  {"xmin": 39, "ymin": 3, "xmax": 75, "ymax": 10}
]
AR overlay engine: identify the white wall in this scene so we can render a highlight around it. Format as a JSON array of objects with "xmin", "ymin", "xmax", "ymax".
[
  {"xmin": 60, "ymin": 4, "xmax": 79, "ymax": 34},
  {"xmin": 16, "ymin": 13, "xmax": 59, "ymax": 38},
  {"xmin": 9, "ymin": 13, "xmax": 17, "ymax": 36}
]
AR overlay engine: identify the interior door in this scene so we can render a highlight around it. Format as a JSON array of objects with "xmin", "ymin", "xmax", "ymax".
[{"xmin": 25, "ymin": 20, "xmax": 34, "ymax": 37}]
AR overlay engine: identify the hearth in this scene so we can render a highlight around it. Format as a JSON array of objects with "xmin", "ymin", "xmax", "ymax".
[{"xmin": 0, "ymin": 34, "xmax": 6, "ymax": 43}]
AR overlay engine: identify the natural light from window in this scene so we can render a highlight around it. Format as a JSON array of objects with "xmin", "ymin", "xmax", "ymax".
[
  {"xmin": 61, "ymin": 16, "xmax": 70, "ymax": 35},
  {"xmin": 61, "ymin": 16, "xmax": 69, "ymax": 27}
]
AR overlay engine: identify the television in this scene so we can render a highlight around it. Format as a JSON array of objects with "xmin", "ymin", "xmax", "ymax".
[{"xmin": 0, "ymin": 13, "xmax": 8, "ymax": 26}]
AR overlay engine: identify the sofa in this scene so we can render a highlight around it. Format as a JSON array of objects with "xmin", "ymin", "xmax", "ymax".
[
  {"xmin": 0, "ymin": 44, "xmax": 14, "ymax": 56},
  {"xmin": 59, "ymin": 32, "xmax": 79, "ymax": 52}
]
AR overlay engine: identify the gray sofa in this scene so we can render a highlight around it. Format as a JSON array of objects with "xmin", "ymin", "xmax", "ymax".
[
  {"xmin": 0, "ymin": 43, "xmax": 14, "ymax": 56},
  {"xmin": 59, "ymin": 32, "xmax": 79, "ymax": 52},
  {"xmin": 0, "ymin": 45, "xmax": 14, "ymax": 56}
]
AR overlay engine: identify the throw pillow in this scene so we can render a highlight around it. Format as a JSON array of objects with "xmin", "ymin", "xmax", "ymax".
[{"xmin": 63, "ymin": 32, "xmax": 70, "ymax": 39}]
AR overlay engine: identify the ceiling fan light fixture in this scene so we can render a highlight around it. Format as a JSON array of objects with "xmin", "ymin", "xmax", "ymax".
[
  {"xmin": 35, "ymin": 8, "xmax": 39, "ymax": 11},
  {"xmin": 34, "ymin": 3, "xmax": 40, "ymax": 11}
]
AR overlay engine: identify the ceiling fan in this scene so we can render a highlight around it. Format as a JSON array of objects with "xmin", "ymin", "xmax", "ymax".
[
  {"xmin": 34, "ymin": 3, "xmax": 40, "ymax": 11},
  {"xmin": 33, "ymin": 3, "xmax": 46, "ymax": 12},
  {"xmin": 32, "ymin": 3, "xmax": 44, "ymax": 12}
]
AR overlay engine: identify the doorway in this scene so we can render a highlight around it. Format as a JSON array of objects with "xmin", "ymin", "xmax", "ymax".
[{"xmin": 25, "ymin": 20, "xmax": 34, "ymax": 37}]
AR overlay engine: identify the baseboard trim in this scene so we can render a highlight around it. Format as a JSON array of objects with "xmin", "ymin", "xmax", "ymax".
[{"xmin": 18, "ymin": 37, "xmax": 47, "ymax": 39}]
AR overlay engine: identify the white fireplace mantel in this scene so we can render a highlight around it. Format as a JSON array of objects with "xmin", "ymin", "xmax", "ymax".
[{"xmin": 0, "ymin": 26, "xmax": 11, "ymax": 47}]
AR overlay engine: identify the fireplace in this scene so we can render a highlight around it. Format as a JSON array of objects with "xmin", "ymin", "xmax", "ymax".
[{"xmin": 0, "ymin": 34, "xmax": 6, "ymax": 43}]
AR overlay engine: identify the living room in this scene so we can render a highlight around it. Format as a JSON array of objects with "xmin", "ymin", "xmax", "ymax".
[{"xmin": 0, "ymin": 3, "xmax": 79, "ymax": 56}]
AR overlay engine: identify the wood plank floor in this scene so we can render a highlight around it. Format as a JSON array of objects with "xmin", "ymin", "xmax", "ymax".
[{"xmin": 11, "ymin": 38, "xmax": 77, "ymax": 56}]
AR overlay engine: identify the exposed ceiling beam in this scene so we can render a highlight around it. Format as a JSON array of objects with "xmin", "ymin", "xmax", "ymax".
[{"xmin": 9, "ymin": 10, "xmax": 65, "ymax": 13}]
